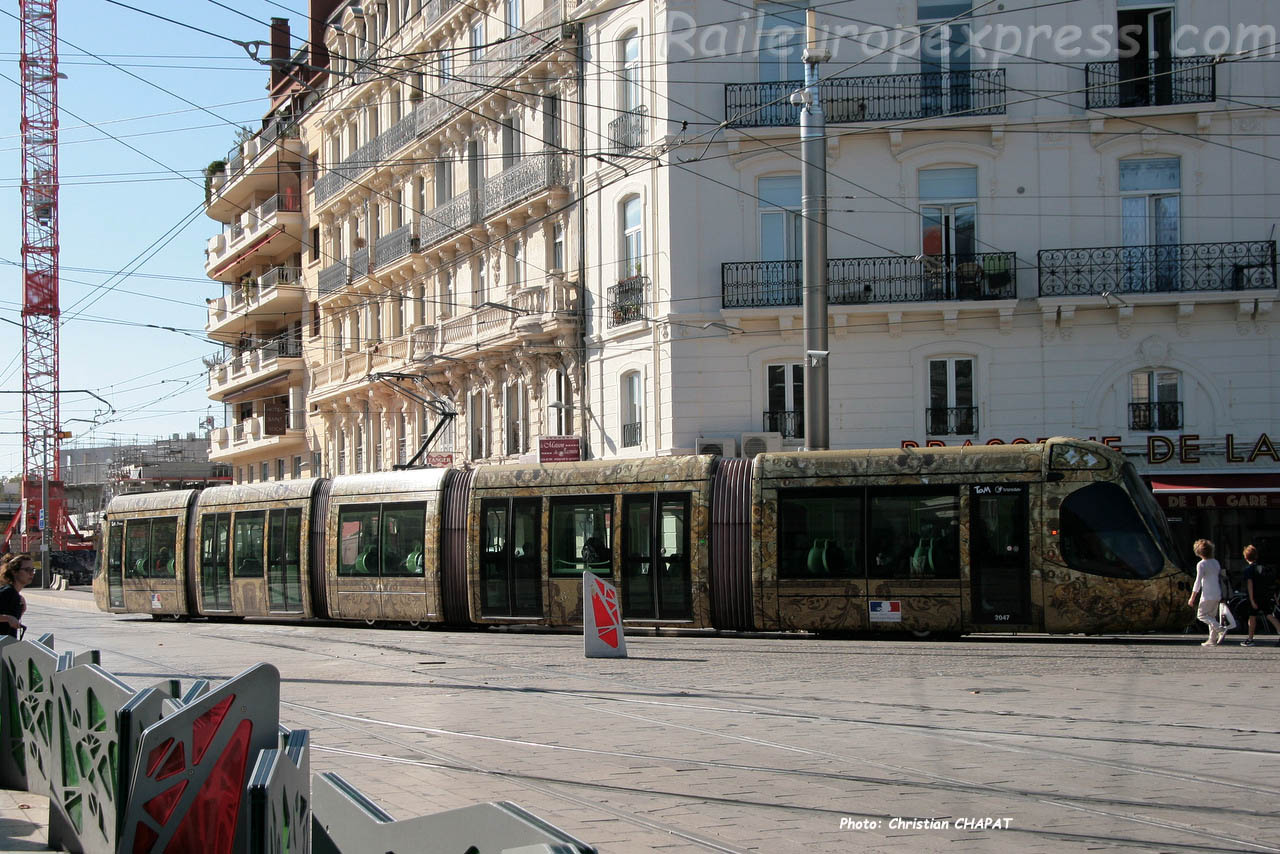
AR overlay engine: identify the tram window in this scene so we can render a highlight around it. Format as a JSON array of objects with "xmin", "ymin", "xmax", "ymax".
[
  {"xmin": 233, "ymin": 511, "xmax": 266, "ymax": 578},
  {"xmin": 125, "ymin": 522, "xmax": 150, "ymax": 578},
  {"xmin": 1121, "ymin": 463, "xmax": 1178, "ymax": 562},
  {"xmin": 382, "ymin": 503, "xmax": 427, "ymax": 576},
  {"xmin": 150, "ymin": 517, "xmax": 178, "ymax": 578},
  {"xmin": 550, "ymin": 498, "xmax": 613, "ymax": 576},
  {"xmin": 337, "ymin": 506, "xmax": 381, "ymax": 576},
  {"xmin": 868, "ymin": 490, "xmax": 960, "ymax": 579},
  {"xmin": 1060, "ymin": 482, "xmax": 1164, "ymax": 579},
  {"xmin": 777, "ymin": 491, "xmax": 862, "ymax": 579}
]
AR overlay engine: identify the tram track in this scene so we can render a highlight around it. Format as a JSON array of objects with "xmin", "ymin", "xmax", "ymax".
[{"xmin": 53, "ymin": 613, "xmax": 1280, "ymax": 852}]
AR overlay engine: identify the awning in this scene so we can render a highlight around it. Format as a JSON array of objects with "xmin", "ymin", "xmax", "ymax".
[{"xmin": 1149, "ymin": 474, "xmax": 1280, "ymax": 493}]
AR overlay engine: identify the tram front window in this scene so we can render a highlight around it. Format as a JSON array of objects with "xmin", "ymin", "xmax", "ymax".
[
  {"xmin": 1060, "ymin": 482, "xmax": 1164, "ymax": 579},
  {"xmin": 1121, "ymin": 462, "xmax": 1180, "ymax": 566}
]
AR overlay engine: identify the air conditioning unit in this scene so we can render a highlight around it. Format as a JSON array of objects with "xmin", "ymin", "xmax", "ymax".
[
  {"xmin": 695, "ymin": 437, "xmax": 737, "ymax": 458},
  {"xmin": 740, "ymin": 432, "xmax": 783, "ymax": 459}
]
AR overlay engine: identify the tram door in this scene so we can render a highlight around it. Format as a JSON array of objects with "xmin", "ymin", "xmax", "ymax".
[
  {"xmin": 622, "ymin": 494, "xmax": 692, "ymax": 620},
  {"xmin": 969, "ymin": 484, "xmax": 1032, "ymax": 625},
  {"xmin": 479, "ymin": 498, "xmax": 541, "ymax": 617},
  {"xmin": 199, "ymin": 514, "xmax": 232, "ymax": 612},
  {"xmin": 266, "ymin": 509, "xmax": 303, "ymax": 614},
  {"xmin": 106, "ymin": 519, "xmax": 124, "ymax": 608}
]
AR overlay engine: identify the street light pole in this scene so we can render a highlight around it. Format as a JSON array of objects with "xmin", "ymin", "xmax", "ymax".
[{"xmin": 796, "ymin": 9, "xmax": 831, "ymax": 450}]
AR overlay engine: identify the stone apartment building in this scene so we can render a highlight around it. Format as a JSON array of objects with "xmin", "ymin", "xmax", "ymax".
[{"xmin": 203, "ymin": 0, "xmax": 1280, "ymax": 569}]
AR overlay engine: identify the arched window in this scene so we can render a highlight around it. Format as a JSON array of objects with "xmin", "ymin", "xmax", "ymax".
[{"xmin": 621, "ymin": 371, "xmax": 643, "ymax": 448}]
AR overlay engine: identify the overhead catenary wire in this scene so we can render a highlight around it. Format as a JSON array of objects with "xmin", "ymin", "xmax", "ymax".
[{"xmin": 2, "ymin": 0, "xmax": 1269, "ymax": 450}]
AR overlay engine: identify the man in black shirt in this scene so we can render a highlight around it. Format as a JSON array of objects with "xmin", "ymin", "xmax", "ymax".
[{"xmin": 1240, "ymin": 545, "xmax": 1280, "ymax": 647}]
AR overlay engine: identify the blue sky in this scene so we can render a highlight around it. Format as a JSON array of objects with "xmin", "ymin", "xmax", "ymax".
[{"xmin": 0, "ymin": 0, "xmax": 308, "ymax": 476}]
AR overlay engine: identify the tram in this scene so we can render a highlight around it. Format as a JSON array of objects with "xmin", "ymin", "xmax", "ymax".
[{"xmin": 94, "ymin": 438, "xmax": 1191, "ymax": 636}]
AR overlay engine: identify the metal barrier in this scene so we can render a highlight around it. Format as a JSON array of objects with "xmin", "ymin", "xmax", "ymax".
[
  {"xmin": 0, "ymin": 637, "xmax": 596, "ymax": 853},
  {"xmin": 312, "ymin": 773, "xmax": 595, "ymax": 854}
]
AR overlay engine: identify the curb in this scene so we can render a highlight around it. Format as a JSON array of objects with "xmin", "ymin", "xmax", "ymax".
[{"xmin": 22, "ymin": 591, "xmax": 100, "ymax": 614}]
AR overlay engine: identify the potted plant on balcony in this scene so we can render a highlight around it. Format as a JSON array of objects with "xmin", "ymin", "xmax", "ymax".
[{"xmin": 203, "ymin": 159, "xmax": 226, "ymax": 204}]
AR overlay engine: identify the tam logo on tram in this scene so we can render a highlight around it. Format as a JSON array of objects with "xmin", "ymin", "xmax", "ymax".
[{"xmin": 94, "ymin": 438, "xmax": 1190, "ymax": 637}]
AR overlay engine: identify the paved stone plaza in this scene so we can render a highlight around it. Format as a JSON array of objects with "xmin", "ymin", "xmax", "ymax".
[{"xmin": 4, "ymin": 592, "xmax": 1279, "ymax": 853}]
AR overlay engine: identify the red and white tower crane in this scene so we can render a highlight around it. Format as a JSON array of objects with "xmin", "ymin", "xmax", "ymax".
[{"xmin": 2, "ymin": 0, "xmax": 78, "ymax": 560}]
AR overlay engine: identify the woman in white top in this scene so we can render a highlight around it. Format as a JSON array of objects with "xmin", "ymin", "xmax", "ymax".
[{"xmin": 1188, "ymin": 538, "xmax": 1224, "ymax": 646}]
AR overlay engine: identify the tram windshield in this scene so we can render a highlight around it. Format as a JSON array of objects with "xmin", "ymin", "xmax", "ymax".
[
  {"xmin": 1059, "ymin": 481, "xmax": 1164, "ymax": 580},
  {"xmin": 1120, "ymin": 462, "xmax": 1181, "ymax": 568}
]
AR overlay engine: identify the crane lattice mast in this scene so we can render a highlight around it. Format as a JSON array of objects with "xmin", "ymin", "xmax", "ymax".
[{"xmin": 7, "ymin": 0, "xmax": 65, "ymax": 556}]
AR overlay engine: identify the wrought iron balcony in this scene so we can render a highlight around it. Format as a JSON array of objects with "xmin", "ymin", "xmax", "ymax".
[
  {"xmin": 314, "ymin": 2, "xmax": 565, "ymax": 208},
  {"xmin": 1037, "ymin": 241, "xmax": 1277, "ymax": 296},
  {"xmin": 1085, "ymin": 56, "xmax": 1216, "ymax": 110},
  {"xmin": 374, "ymin": 224, "xmax": 417, "ymax": 270},
  {"xmin": 609, "ymin": 106, "xmax": 648, "ymax": 153},
  {"xmin": 927, "ymin": 406, "xmax": 978, "ymax": 436},
  {"xmin": 1129, "ymin": 401, "xmax": 1182, "ymax": 432},
  {"xmin": 621, "ymin": 421, "xmax": 642, "ymax": 448},
  {"xmin": 351, "ymin": 247, "xmax": 370, "ymax": 281},
  {"xmin": 764, "ymin": 410, "xmax": 803, "ymax": 440},
  {"xmin": 608, "ymin": 274, "xmax": 648, "ymax": 327},
  {"xmin": 318, "ymin": 259, "xmax": 349, "ymax": 294},
  {"xmin": 723, "ymin": 252, "xmax": 1017, "ymax": 308},
  {"xmin": 420, "ymin": 189, "xmax": 480, "ymax": 249},
  {"xmin": 481, "ymin": 155, "xmax": 566, "ymax": 219},
  {"xmin": 725, "ymin": 69, "xmax": 1006, "ymax": 128}
]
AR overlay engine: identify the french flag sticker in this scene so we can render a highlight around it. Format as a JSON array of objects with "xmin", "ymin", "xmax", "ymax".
[{"xmin": 869, "ymin": 600, "xmax": 902, "ymax": 622}]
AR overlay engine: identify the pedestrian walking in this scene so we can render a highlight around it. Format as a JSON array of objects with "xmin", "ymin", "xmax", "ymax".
[
  {"xmin": 0, "ymin": 552, "xmax": 34, "ymax": 639},
  {"xmin": 1239, "ymin": 545, "xmax": 1280, "ymax": 647},
  {"xmin": 1188, "ymin": 539, "xmax": 1224, "ymax": 646}
]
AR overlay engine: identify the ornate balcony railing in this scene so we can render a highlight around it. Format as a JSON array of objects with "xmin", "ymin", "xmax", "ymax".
[
  {"xmin": 420, "ymin": 189, "xmax": 480, "ymax": 249},
  {"xmin": 318, "ymin": 259, "xmax": 349, "ymax": 294},
  {"xmin": 350, "ymin": 247, "xmax": 370, "ymax": 281},
  {"xmin": 481, "ymin": 155, "xmax": 566, "ymax": 218},
  {"xmin": 410, "ymin": 324, "xmax": 439, "ymax": 361},
  {"xmin": 723, "ymin": 252, "xmax": 1017, "ymax": 308},
  {"xmin": 608, "ymin": 275, "xmax": 648, "ymax": 327},
  {"xmin": 1085, "ymin": 56, "xmax": 1216, "ymax": 110},
  {"xmin": 927, "ymin": 406, "xmax": 978, "ymax": 436},
  {"xmin": 609, "ymin": 106, "xmax": 648, "ymax": 153},
  {"xmin": 314, "ymin": 2, "xmax": 565, "ymax": 207},
  {"xmin": 764, "ymin": 410, "xmax": 803, "ymax": 440},
  {"xmin": 374, "ymin": 224, "xmax": 417, "ymax": 269},
  {"xmin": 622, "ymin": 421, "xmax": 642, "ymax": 448},
  {"xmin": 1037, "ymin": 241, "xmax": 1277, "ymax": 296},
  {"xmin": 725, "ymin": 69, "xmax": 1006, "ymax": 128},
  {"xmin": 1129, "ymin": 401, "xmax": 1182, "ymax": 432}
]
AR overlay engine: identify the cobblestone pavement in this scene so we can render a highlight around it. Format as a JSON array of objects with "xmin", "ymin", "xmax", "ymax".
[{"xmin": 5, "ymin": 593, "xmax": 1280, "ymax": 853}]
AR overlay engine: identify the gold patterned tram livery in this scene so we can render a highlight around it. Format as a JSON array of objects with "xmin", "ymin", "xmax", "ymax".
[{"xmin": 94, "ymin": 438, "xmax": 1188, "ymax": 636}]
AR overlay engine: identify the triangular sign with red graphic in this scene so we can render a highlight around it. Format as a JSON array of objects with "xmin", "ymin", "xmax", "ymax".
[{"xmin": 583, "ymin": 572, "xmax": 627, "ymax": 658}]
